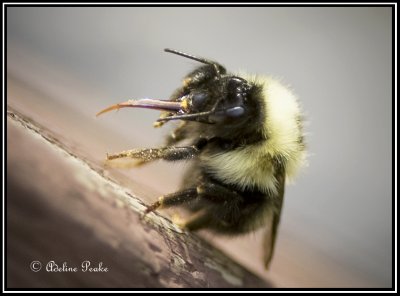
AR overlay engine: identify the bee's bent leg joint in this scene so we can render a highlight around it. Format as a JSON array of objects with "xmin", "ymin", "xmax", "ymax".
[{"xmin": 144, "ymin": 187, "xmax": 198, "ymax": 214}]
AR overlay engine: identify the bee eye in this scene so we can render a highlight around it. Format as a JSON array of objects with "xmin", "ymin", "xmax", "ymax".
[
  {"xmin": 192, "ymin": 92, "xmax": 207, "ymax": 104},
  {"xmin": 226, "ymin": 106, "xmax": 245, "ymax": 117},
  {"xmin": 191, "ymin": 92, "xmax": 207, "ymax": 110}
]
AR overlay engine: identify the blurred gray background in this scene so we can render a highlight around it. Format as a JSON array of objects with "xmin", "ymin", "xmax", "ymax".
[{"xmin": 7, "ymin": 6, "xmax": 392, "ymax": 288}]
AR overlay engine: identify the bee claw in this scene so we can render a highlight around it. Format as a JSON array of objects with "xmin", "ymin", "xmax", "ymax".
[{"xmin": 144, "ymin": 199, "xmax": 163, "ymax": 215}]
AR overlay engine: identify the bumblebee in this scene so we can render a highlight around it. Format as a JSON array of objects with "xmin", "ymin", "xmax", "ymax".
[{"xmin": 97, "ymin": 49, "xmax": 306, "ymax": 268}]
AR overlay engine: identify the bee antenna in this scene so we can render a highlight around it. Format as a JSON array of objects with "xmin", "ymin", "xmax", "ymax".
[
  {"xmin": 164, "ymin": 48, "xmax": 213, "ymax": 65},
  {"xmin": 164, "ymin": 48, "xmax": 225, "ymax": 77}
]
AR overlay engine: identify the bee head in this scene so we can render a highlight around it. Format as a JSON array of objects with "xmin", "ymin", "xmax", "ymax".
[
  {"xmin": 177, "ymin": 75, "xmax": 262, "ymax": 127},
  {"xmin": 96, "ymin": 49, "xmax": 264, "ymax": 138}
]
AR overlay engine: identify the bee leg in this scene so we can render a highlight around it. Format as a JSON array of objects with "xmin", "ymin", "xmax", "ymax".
[
  {"xmin": 195, "ymin": 182, "xmax": 245, "ymax": 231},
  {"xmin": 106, "ymin": 146, "xmax": 200, "ymax": 162},
  {"xmin": 104, "ymin": 158, "xmax": 148, "ymax": 168},
  {"xmin": 148, "ymin": 182, "xmax": 241, "ymax": 214},
  {"xmin": 175, "ymin": 210, "xmax": 212, "ymax": 231},
  {"xmin": 197, "ymin": 182, "xmax": 243, "ymax": 203},
  {"xmin": 149, "ymin": 181, "xmax": 243, "ymax": 229},
  {"xmin": 145, "ymin": 187, "xmax": 198, "ymax": 214}
]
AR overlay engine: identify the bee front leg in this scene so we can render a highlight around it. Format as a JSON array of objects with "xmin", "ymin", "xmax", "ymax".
[{"xmin": 106, "ymin": 145, "xmax": 200, "ymax": 163}]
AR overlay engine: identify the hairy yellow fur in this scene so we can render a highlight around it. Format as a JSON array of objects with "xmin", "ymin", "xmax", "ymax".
[{"xmin": 202, "ymin": 76, "xmax": 306, "ymax": 194}]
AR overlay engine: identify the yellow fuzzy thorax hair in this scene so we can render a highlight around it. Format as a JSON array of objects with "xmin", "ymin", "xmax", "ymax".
[{"xmin": 201, "ymin": 75, "xmax": 307, "ymax": 194}]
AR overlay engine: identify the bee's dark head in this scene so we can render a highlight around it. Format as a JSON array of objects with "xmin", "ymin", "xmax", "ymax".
[
  {"xmin": 175, "ymin": 73, "xmax": 264, "ymax": 139},
  {"xmin": 96, "ymin": 48, "xmax": 265, "ymax": 139}
]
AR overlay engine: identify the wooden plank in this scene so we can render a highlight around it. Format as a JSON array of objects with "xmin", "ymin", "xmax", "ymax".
[{"xmin": 6, "ymin": 108, "xmax": 271, "ymax": 289}]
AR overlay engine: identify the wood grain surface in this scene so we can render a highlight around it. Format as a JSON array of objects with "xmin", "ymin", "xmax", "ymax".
[{"xmin": 6, "ymin": 107, "xmax": 271, "ymax": 289}]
